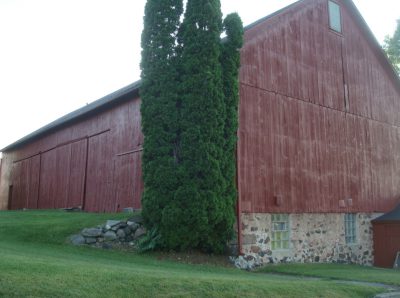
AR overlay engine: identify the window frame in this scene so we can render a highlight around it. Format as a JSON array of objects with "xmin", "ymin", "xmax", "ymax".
[
  {"xmin": 328, "ymin": 0, "xmax": 342, "ymax": 34},
  {"xmin": 344, "ymin": 213, "xmax": 357, "ymax": 244},
  {"xmin": 271, "ymin": 214, "xmax": 290, "ymax": 250}
]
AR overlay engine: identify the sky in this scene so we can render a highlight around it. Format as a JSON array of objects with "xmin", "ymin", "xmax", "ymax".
[{"xmin": 0, "ymin": 0, "xmax": 399, "ymax": 151}]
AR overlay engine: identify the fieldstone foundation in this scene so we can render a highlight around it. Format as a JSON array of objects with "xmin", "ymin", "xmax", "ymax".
[{"xmin": 234, "ymin": 213, "xmax": 381, "ymax": 269}]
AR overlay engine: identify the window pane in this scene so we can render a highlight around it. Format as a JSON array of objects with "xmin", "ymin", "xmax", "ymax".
[
  {"xmin": 329, "ymin": 1, "xmax": 342, "ymax": 32},
  {"xmin": 271, "ymin": 214, "xmax": 290, "ymax": 250},
  {"xmin": 344, "ymin": 213, "xmax": 356, "ymax": 244}
]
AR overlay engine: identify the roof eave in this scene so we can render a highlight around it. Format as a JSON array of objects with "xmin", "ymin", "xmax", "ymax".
[{"xmin": 1, "ymin": 80, "xmax": 141, "ymax": 152}]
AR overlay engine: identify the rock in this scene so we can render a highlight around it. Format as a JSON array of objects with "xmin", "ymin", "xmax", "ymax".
[
  {"xmin": 127, "ymin": 222, "xmax": 140, "ymax": 232},
  {"xmin": 105, "ymin": 220, "xmax": 121, "ymax": 230},
  {"xmin": 128, "ymin": 214, "xmax": 143, "ymax": 224},
  {"xmin": 118, "ymin": 222, "xmax": 128, "ymax": 229},
  {"xmin": 111, "ymin": 225, "xmax": 120, "ymax": 231},
  {"xmin": 242, "ymin": 234, "xmax": 257, "ymax": 245},
  {"xmin": 123, "ymin": 226, "xmax": 131, "ymax": 235},
  {"xmin": 104, "ymin": 231, "xmax": 117, "ymax": 242},
  {"xmin": 117, "ymin": 229, "xmax": 126, "ymax": 238},
  {"xmin": 123, "ymin": 207, "xmax": 134, "ymax": 213},
  {"xmin": 70, "ymin": 234, "xmax": 85, "ymax": 245},
  {"xmin": 134, "ymin": 227, "xmax": 146, "ymax": 239},
  {"xmin": 81, "ymin": 228, "xmax": 102, "ymax": 237},
  {"xmin": 85, "ymin": 237, "xmax": 97, "ymax": 244}
]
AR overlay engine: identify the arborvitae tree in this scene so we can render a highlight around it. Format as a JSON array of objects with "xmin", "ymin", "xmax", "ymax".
[
  {"xmin": 140, "ymin": 0, "xmax": 183, "ymax": 233},
  {"xmin": 160, "ymin": 0, "xmax": 227, "ymax": 252},
  {"xmin": 140, "ymin": 0, "xmax": 243, "ymax": 253},
  {"xmin": 383, "ymin": 19, "xmax": 400, "ymax": 76},
  {"xmin": 220, "ymin": 13, "xmax": 244, "ymax": 248}
]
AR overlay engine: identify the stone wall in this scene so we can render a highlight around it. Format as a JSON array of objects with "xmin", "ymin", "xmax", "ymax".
[{"xmin": 235, "ymin": 213, "xmax": 381, "ymax": 269}]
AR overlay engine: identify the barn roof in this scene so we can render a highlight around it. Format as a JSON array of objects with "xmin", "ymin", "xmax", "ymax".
[
  {"xmin": 2, "ymin": 0, "xmax": 399, "ymax": 152},
  {"xmin": 1, "ymin": 80, "xmax": 141, "ymax": 152},
  {"xmin": 372, "ymin": 203, "xmax": 400, "ymax": 222}
]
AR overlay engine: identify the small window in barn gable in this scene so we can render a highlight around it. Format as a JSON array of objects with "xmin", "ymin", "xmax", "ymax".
[
  {"xmin": 271, "ymin": 214, "xmax": 290, "ymax": 250},
  {"xmin": 328, "ymin": 1, "xmax": 342, "ymax": 33},
  {"xmin": 344, "ymin": 213, "xmax": 357, "ymax": 244}
]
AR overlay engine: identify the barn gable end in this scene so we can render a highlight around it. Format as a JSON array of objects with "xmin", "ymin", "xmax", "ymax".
[{"xmin": 236, "ymin": 0, "xmax": 400, "ymax": 266}]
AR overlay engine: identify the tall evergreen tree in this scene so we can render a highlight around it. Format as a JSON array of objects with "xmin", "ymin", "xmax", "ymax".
[
  {"xmin": 383, "ymin": 19, "xmax": 400, "ymax": 76},
  {"xmin": 220, "ymin": 13, "xmax": 244, "ymax": 248},
  {"xmin": 140, "ymin": 0, "xmax": 243, "ymax": 253},
  {"xmin": 160, "ymin": 0, "xmax": 227, "ymax": 252},
  {"xmin": 140, "ymin": 0, "xmax": 183, "ymax": 232}
]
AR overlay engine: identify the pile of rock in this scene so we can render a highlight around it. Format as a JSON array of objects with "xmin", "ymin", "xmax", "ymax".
[{"xmin": 70, "ymin": 215, "xmax": 146, "ymax": 249}]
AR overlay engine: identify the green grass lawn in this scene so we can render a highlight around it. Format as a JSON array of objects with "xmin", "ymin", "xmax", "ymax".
[
  {"xmin": 258, "ymin": 263, "xmax": 400, "ymax": 286},
  {"xmin": 0, "ymin": 210, "xmax": 392, "ymax": 297}
]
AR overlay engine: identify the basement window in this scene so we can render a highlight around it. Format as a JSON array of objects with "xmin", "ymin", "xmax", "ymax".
[
  {"xmin": 328, "ymin": 1, "xmax": 342, "ymax": 33},
  {"xmin": 344, "ymin": 213, "xmax": 357, "ymax": 244},
  {"xmin": 271, "ymin": 214, "xmax": 290, "ymax": 250}
]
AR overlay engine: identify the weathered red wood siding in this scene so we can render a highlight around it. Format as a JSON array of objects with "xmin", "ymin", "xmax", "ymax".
[
  {"xmin": 237, "ymin": 0, "xmax": 400, "ymax": 213},
  {"xmin": 373, "ymin": 222, "xmax": 400, "ymax": 268},
  {"xmin": 0, "ymin": 97, "xmax": 143, "ymax": 212},
  {"xmin": 2, "ymin": 0, "xmax": 400, "ymax": 215}
]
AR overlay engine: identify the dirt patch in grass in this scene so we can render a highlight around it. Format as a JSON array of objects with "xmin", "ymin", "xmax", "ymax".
[{"xmin": 153, "ymin": 250, "xmax": 234, "ymax": 267}]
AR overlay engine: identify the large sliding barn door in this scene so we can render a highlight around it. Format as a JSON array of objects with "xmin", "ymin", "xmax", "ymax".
[
  {"xmin": 37, "ymin": 139, "xmax": 87, "ymax": 209},
  {"xmin": 9, "ymin": 155, "xmax": 40, "ymax": 210},
  {"xmin": 84, "ymin": 131, "xmax": 114, "ymax": 212},
  {"xmin": 114, "ymin": 150, "xmax": 143, "ymax": 212}
]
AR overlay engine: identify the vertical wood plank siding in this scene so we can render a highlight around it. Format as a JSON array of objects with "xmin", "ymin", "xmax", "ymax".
[
  {"xmin": 1, "ymin": 98, "xmax": 143, "ymax": 212},
  {"xmin": 238, "ymin": 0, "xmax": 400, "ymax": 213},
  {"xmin": 373, "ymin": 223, "xmax": 400, "ymax": 268},
  {"xmin": 1, "ymin": 0, "xmax": 399, "ymax": 215}
]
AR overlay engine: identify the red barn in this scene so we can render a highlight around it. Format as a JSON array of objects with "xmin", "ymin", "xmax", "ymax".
[{"xmin": 1, "ymin": 0, "xmax": 400, "ymax": 266}]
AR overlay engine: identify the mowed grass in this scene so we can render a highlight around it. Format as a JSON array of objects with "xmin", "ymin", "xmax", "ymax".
[
  {"xmin": 258, "ymin": 263, "xmax": 400, "ymax": 286},
  {"xmin": 0, "ymin": 211, "xmax": 388, "ymax": 297}
]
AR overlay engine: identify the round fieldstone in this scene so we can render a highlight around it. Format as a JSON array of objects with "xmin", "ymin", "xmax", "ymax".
[
  {"xmin": 134, "ymin": 227, "xmax": 146, "ymax": 239},
  {"xmin": 70, "ymin": 234, "xmax": 85, "ymax": 245},
  {"xmin": 116, "ymin": 229, "xmax": 126, "ymax": 238},
  {"xmin": 104, "ymin": 231, "xmax": 117, "ymax": 242},
  {"xmin": 127, "ymin": 222, "xmax": 139, "ymax": 232},
  {"xmin": 123, "ymin": 226, "xmax": 131, "ymax": 235},
  {"xmin": 81, "ymin": 228, "xmax": 102, "ymax": 237},
  {"xmin": 105, "ymin": 220, "xmax": 122, "ymax": 230},
  {"xmin": 85, "ymin": 237, "xmax": 97, "ymax": 244}
]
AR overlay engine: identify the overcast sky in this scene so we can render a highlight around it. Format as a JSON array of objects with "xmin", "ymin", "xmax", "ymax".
[{"xmin": 0, "ymin": 0, "xmax": 399, "ymax": 151}]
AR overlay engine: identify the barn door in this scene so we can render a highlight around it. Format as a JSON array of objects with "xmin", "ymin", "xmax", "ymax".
[
  {"xmin": 38, "ymin": 140, "xmax": 87, "ymax": 209},
  {"xmin": 114, "ymin": 150, "xmax": 143, "ymax": 212},
  {"xmin": 66, "ymin": 139, "xmax": 87, "ymax": 208},
  {"xmin": 9, "ymin": 156, "xmax": 40, "ymax": 210},
  {"xmin": 84, "ymin": 131, "xmax": 114, "ymax": 212}
]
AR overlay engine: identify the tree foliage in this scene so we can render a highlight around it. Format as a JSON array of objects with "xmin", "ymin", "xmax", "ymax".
[
  {"xmin": 140, "ymin": 0, "xmax": 183, "ymax": 231},
  {"xmin": 161, "ymin": 0, "xmax": 226, "ymax": 252},
  {"xmin": 219, "ymin": 12, "xmax": 244, "ymax": 251},
  {"xmin": 383, "ymin": 19, "xmax": 400, "ymax": 75},
  {"xmin": 140, "ymin": 0, "xmax": 243, "ymax": 253}
]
